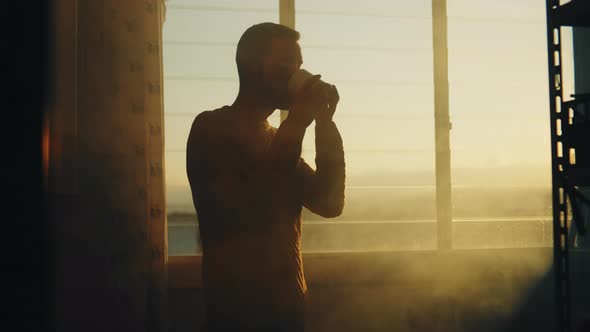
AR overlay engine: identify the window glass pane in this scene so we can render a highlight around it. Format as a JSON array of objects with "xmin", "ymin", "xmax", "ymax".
[
  {"xmin": 296, "ymin": 0, "xmax": 437, "ymax": 252},
  {"xmin": 164, "ymin": 0, "xmax": 278, "ymax": 256},
  {"xmin": 447, "ymin": 0, "xmax": 553, "ymax": 249}
]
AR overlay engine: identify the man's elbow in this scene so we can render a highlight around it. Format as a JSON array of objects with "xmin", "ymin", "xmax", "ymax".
[{"xmin": 317, "ymin": 197, "xmax": 344, "ymax": 218}]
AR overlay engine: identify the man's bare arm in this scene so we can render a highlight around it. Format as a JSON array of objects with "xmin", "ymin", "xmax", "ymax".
[{"xmin": 299, "ymin": 120, "xmax": 345, "ymax": 218}]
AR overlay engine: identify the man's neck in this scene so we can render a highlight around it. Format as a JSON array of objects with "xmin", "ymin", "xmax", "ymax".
[{"xmin": 231, "ymin": 91, "xmax": 275, "ymax": 126}]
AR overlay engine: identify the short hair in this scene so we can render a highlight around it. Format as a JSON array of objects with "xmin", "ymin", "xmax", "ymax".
[{"xmin": 236, "ymin": 22, "xmax": 300, "ymax": 84}]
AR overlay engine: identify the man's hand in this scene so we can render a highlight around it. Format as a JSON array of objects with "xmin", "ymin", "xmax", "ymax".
[
  {"xmin": 288, "ymin": 75, "xmax": 328, "ymax": 128},
  {"xmin": 315, "ymin": 84, "xmax": 339, "ymax": 126}
]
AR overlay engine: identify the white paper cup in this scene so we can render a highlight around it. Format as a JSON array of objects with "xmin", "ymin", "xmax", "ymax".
[
  {"xmin": 288, "ymin": 69, "xmax": 315, "ymax": 99},
  {"xmin": 288, "ymin": 69, "xmax": 333, "ymax": 101}
]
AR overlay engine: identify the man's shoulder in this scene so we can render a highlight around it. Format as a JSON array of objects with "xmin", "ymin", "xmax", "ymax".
[
  {"xmin": 192, "ymin": 106, "xmax": 230, "ymax": 128},
  {"xmin": 191, "ymin": 106, "xmax": 228, "ymax": 134}
]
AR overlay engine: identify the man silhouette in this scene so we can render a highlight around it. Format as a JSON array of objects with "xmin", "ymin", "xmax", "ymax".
[{"xmin": 186, "ymin": 22, "xmax": 345, "ymax": 332}]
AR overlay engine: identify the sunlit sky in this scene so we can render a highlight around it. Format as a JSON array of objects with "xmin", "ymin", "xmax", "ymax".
[{"xmin": 162, "ymin": 0, "xmax": 575, "ymax": 190}]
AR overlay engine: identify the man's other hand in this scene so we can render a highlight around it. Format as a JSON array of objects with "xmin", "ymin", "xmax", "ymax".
[{"xmin": 315, "ymin": 84, "xmax": 339, "ymax": 126}]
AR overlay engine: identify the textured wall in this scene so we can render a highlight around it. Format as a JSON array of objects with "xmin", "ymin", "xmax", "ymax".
[{"xmin": 49, "ymin": 1, "xmax": 167, "ymax": 331}]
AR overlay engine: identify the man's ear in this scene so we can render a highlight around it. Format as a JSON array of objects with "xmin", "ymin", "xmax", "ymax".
[
  {"xmin": 241, "ymin": 62, "xmax": 261, "ymax": 86},
  {"xmin": 243, "ymin": 59, "xmax": 257, "ymax": 76},
  {"xmin": 253, "ymin": 62, "xmax": 265, "ymax": 86}
]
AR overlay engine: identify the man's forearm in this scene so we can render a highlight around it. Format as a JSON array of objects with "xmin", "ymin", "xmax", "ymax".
[
  {"xmin": 312, "ymin": 119, "xmax": 345, "ymax": 216},
  {"xmin": 314, "ymin": 120, "xmax": 345, "ymax": 189},
  {"xmin": 267, "ymin": 116, "xmax": 308, "ymax": 170},
  {"xmin": 315, "ymin": 120, "xmax": 345, "ymax": 165}
]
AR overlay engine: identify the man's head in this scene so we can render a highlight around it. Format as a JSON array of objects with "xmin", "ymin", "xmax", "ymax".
[{"xmin": 236, "ymin": 22, "xmax": 302, "ymax": 110}]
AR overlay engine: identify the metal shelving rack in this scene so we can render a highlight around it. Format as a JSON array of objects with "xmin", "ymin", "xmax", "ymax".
[{"xmin": 545, "ymin": 1, "xmax": 590, "ymax": 331}]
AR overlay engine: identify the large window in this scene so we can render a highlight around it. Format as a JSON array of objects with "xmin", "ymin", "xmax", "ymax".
[{"xmin": 163, "ymin": 0, "xmax": 554, "ymax": 255}]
